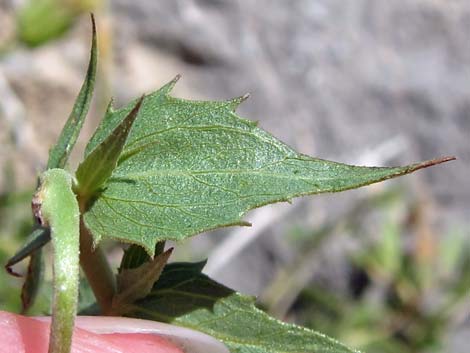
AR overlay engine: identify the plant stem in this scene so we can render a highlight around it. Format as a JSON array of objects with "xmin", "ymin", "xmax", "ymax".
[
  {"xmin": 35, "ymin": 169, "xmax": 80, "ymax": 353},
  {"xmin": 79, "ymin": 215, "xmax": 116, "ymax": 314}
]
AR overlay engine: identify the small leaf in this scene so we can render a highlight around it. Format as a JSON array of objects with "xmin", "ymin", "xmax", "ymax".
[
  {"xmin": 75, "ymin": 96, "xmax": 144, "ymax": 198},
  {"xmin": 46, "ymin": 14, "xmax": 97, "ymax": 170},
  {"xmin": 20, "ymin": 248, "xmax": 44, "ymax": 314},
  {"xmin": 82, "ymin": 77, "xmax": 454, "ymax": 255},
  {"xmin": 4, "ymin": 212, "xmax": 49, "ymax": 315},
  {"xmin": 13, "ymin": 15, "xmax": 95, "ymax": 315},
  {"xmin": 119, "ymin": 242, "xmax": 165, "ymax": 272},
  {"xmin": 111, "ymin": 248, "xmax": 173, "ymax": 315},
  {"xmin": 129, "ymin": 262, "xmax": 358, "ymax": 353},
  {"xmin": 5, "ymin": 227, "xmax": 50, "ymax": 276},
  {"xmin": 119, "ymin": 244, "xmax": 151, "ymax": 272}
]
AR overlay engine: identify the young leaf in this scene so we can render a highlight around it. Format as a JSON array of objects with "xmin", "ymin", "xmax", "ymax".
[
  {"xmin": 20, "ymin": 247, "xmax": 44, "ymax": 314},
  {"xmin": 6, "ymin": 228, "xmax": 48, "ymax": 313},
  {"xmin": 119, "ymin": 244, "xmax": 151, "ymax": 271},
  {"xmin": 128, "ymin": 262, "xmax": 358, "ymax": 353},
  {"xmin": 82, "ymin": 77, "xmax": 454, "ymax": 255},
  {"xmin": 75, "ymin": 96, "xmax": 144, "ymax": 198},
  {"xmin": 5, "ymin": 227, "xmax": 50, "ymax": 276},
  {"xmin": 20, "ymin": 16, "xmax": 96, "ymax": 291},
  {"xmin": 110, "ymin": 248, "xmax": 173, "ymax": 315},
  {"xmin": 46, "ymin": 14, "xmax": 97, "ymax": 170},
  {"xmin": 119, "ymin": 242, "xmax": 165, "ymax": 272}
]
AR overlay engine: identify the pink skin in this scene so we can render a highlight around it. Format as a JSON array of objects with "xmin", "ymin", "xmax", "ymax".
[{"xmin": 0, "ymin": 311, "xmax": 183, "ymax": 353}]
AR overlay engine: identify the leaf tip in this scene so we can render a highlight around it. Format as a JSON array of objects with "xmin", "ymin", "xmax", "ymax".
[
  {"xmin": 410, "ymin": 156, "xmax": 456, "ymax": 172},
  {"xmin": 4, "ymin": 264, "xmax": 22, "ymax": 278},
  {"xmin": 90, "ymin": 13, "xmax": 96, "ymax": 36},
  {"xmin": 121, "ymin": 94, "xmax": 145, "ymax": 130},
  {"xmin": 163, "ymin": 247, "xmax": 174, "ymax": 258},
  {"xmin": 171, "ymin": 74, "xmax": 182, "ymax": 87},
  {"xmin": 135, "ymin": 94, "xmax": 146, "ymax": 110},
  {"xmin": 229, "ymin": 93, "xmax": 250, "ymax": 111},
  {"xmin": 240, "ymin": 93, "xmax": 250, "ymax": 102},
  {"xmin": 105, "ymin": 97, "xmax": 115, "ymax": 114},
  {"xmin": 162, "ymin": 74, "xmax": 182, "ymax": 96},
  {"xmin": 89, "ymin": 13, "xmax": 97, "ymax": 63}
]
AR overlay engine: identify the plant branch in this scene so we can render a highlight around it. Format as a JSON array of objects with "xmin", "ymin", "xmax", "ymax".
[{"xmin": 78, "ymin": 210, "xmax": 116, "ymax": 315}]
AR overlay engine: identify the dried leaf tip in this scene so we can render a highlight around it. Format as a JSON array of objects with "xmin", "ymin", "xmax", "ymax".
[
  {"xmin": 229, "ymin": 93, "xmax": 251, "ymax": 111},
  {"xmin": 172, "ymin": 74, "xmax": 182, "ymax": 83},
  {"xmin": 5, "ymin": 266, "xmax": 22, "ymax": 278},
  {"xmin": 411, "ymin": 156, "xmax": 456, "ymax": 172},
  {"xmin": 90, "ymin": 13, "xmax": 96, "ymax": 35},
  {"xmin": 131, "ymin": 95, "xmax": 145, "ymax": 116},
  {"xmin": 240, "ymin": 93, "xmax": 251, "ymax": 102},
  {"xmin": 105, "ymin": 97, "xmax": 115, "ymax": 114},
  {"xmin": 162, "ymin": 74, "xmax": 182, "ymax": 96}
]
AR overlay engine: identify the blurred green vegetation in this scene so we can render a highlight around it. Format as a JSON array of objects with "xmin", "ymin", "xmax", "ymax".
[
  {"xmin": 0, "ymin": 163, "xmax": 34, "ymax": 313},
  {"xmin": 264, "ymin": 189, "xmax": 470, "ymax": 353},
  {"xmin": 17, "ymin": 0, "xmax": 101, "ymax": 47}
]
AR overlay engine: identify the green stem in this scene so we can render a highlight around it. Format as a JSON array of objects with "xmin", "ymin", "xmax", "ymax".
[{"xmin": 35, "ymin": 169, "xmax": 79, "ymax": 353}]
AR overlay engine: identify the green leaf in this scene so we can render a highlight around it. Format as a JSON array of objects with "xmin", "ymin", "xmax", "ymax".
[
  {"xmin": 119, "ymin": 242, "xmax": 165, "ymax": 272},
  {"xmin": 46, "ymin": 14, "xmax": 97, "ymax": 170},
  {"xmin": 129, "ymin": 262, "xmax": 358, "ymax": 353},
  {"xmin": 82, "ymin": 76, "xmax": 454, "ymax": 255},
  {"xmin": 20, "ymin": 248, "xmax": 44, "ymax": 314},
  {"xmin": 119, "ymin": 244, "xmax": 151, "ymax": 271},
  {"xmin": 5, "ymin": 228, "xmax": 48, "ymax": 314},
  {"xmin": 5, "ymin": 227, "xmax": 50, "ymax": 276},
  {"xmin": 75, "ymin": 96, "xmax": 144, "ymax": 198},
  {"xmin": 110, "ymin": 248, "xmax": 172, "ymax": 315}
]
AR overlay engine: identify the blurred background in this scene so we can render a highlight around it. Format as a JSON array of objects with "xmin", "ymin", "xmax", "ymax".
[{"xmin": 0, "ymin": 1, "xmax": 469, "ymax": 352}]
